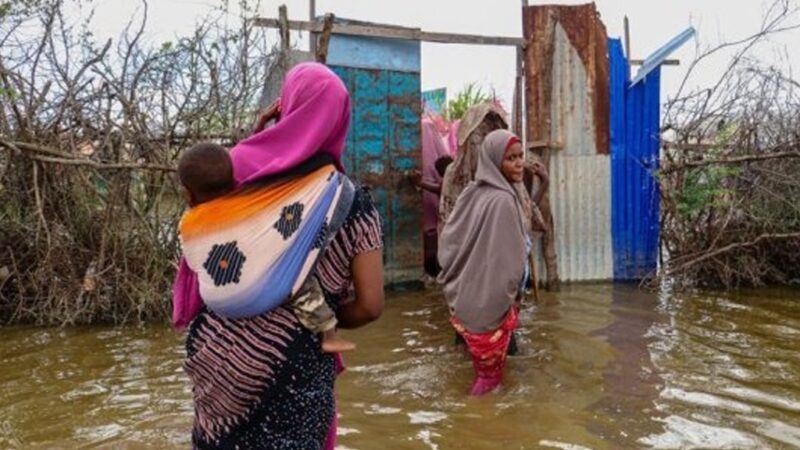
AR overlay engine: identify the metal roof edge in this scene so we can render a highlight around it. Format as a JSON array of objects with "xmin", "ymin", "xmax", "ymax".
[{"xmin": 631, "ymin": 26, "xmax": 696, "ymax": 85}]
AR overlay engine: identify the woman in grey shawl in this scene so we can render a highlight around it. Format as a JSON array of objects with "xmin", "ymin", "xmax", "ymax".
[{"xmin": 437, "ymin": 129, "xmax": 529, "ymax": 396}]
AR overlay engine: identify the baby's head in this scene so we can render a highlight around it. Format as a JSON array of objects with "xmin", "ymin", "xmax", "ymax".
[{"xmin": 178, "ymin": 142, "xmax": 234, "ymax": 206}]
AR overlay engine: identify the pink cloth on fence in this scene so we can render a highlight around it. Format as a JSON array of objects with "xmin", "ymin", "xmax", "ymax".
[
  {"xmin": 446, "ymin": 119, "xmax": 460, "ymax": 156},
  {"xmin": 421, "ymin": 118, "xmax": 450, "ymax": 233}
]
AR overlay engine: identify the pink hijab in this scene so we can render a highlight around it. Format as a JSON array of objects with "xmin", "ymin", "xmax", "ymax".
[
  {"xmin": 231, "ymin": 62, "xmax": 351, "ymax": 185},
  {"xmin": 172, "ymin": 62, "xmax": 352, "ymax": 329}
]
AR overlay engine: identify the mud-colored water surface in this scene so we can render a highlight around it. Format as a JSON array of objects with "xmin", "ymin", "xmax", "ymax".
[{"xmin": 2, "ymin": 285, "xmax": 799, "ymax": 449}]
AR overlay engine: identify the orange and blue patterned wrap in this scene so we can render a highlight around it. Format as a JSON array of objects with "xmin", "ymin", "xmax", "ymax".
[{"xmin": 179, "ymin": 164, "xmax": 344, "ymax": 318}]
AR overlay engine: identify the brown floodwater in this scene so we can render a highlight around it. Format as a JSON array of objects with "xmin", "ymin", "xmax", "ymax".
[{"xmin": 1, "ymin": 284, "xmax": 799, "ymax": 449}]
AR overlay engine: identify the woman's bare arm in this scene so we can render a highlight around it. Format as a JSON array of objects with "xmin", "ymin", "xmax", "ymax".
[{"xmin": 336, "ymin": 249, "xmax": 384, "ymax": 328}]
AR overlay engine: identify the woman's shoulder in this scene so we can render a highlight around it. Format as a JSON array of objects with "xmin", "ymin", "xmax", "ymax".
[
  {"xmin": 334, "ymin": 179, "xmax": 384, "ymax": 251},
  {"xmin": 343, "ymin": 180, "xmax": 380, "ymax": 221}
]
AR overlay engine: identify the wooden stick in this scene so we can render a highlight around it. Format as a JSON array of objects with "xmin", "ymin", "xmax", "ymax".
[
  {"xmin": 665, "ymin": 232, "xmax": 800, "ymax": 275},
  {"xmin": 630, "ymin": 59, "xmax": 680, "ymax": 66},
  {"xmin": 624, "ymin": 16, "xmax": 632, "ymax": 79},
  {"xmin": 529, "ymin": 250, "xmax": 541, "ymax": 302},
  {"xmin": 309, "ymin": 0, "xmax": 316, "ymax": 54},
  {"xmin": 278, "ymin": 5, "xmax": 290, "ymax": 51},
  {"xmin": 0, "ymin": 140, "xmax": 176, "ymax": 172},
  {"xmin": 315, "ymin": 14, "xmax": 335, "ymax": 63},
  {"xmin": 253, "ymin": 17, "xmax": 525, "ymax": 47},
  {"xmin": 660, "ymin": 150, "xmax": 800, "ymax": 174}
]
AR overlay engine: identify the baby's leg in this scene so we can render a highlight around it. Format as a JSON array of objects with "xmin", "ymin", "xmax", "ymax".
[{"xmin": 292, "ymin": 278, "xmax": 355, "ymax": 352}]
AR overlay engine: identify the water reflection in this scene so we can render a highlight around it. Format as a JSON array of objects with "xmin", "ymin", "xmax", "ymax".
[
  {"xmin": 0, "ymin": 285, "xmax": 798, "ymax": 449},
  {"xmin": 587, "ymin": 285, "xmax": 666, "ymax": 447}
]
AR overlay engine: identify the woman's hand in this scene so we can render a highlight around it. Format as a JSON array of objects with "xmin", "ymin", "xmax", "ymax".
[
  {"xmin": 530, "ymin": 161, "xmax": 548, "ymax": 181},
  {"xmin": 527, "ymin": 161, "xmax": 550, "ymax": 205},
  {"xmin": 407, "ymin": 169, "xmax": 423, "ymax": 188},
  {"xmin": 252, "ymin": 100, "xmax": 281, "ymax": 134},
  {"xmin": 407, "ymin": 169, "xmax": 442, "ymax": 195}
]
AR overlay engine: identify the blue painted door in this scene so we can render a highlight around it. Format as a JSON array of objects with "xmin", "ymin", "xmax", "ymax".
[{"xmin": 331, "ymin": 66, "xmax": 422, "ymax": 285}]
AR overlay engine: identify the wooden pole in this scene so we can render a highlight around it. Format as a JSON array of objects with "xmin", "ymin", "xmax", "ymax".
[
  {"xmin": 624, "ymin": 15, "xmax": 631, "ymax": 79},
  {"xmin": 513, "ymin": 47, "xmax": 523, "ymax": 137},
  {"xmin": 309, "ymin": 0, "xmax": 317, "ymax": 53},
  {"xmin": 315, "ymin": 14, "xmax": 335, "ymax": 63},
  {"xmin": 520, "ymin": 0, "xmax": 543, "ymax": 301},
  {"xmin": 278, "ymin": 5, "xmax": 290, "ymax": 51},
  {"xmin": 521, "ymin": 0, "xmax": 529, "ymax": 144},
  {"xmin": 253, "ymin": 18, "xmax": 525, "ymax": 47}
]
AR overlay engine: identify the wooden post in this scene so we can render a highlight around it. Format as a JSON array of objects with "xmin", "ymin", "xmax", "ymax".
[
  {"xmin": 520, "ymin": 0, "xmax": 544, "ymax": 301},
  {"xmin": 279, "ymin": 5, "xmax": 290, "ymax": 51},
  {"xmin": 624, "ymin": 16, "xmax": 631, "ymax": 79},
  {"xmin": 309, "ymin": 0, "xmax": 317, "ymax": 54},
  {"xmin": 513, "ymin": 47, "xmax": 523, "ymax": 137},
  {"xmin": 538, "ymin": 11, "xmax": 560, "ymax": 291},
  {"xmin": 520, "ymin": 0, "xmax": 529, "ymax": 145},
  {"xmin": 315, "ymin": 14, "xmax": 335, "ymax": 63},
  {"xmin": 252, "ymin": 18, "xmax": 525, "ymax": 47}
]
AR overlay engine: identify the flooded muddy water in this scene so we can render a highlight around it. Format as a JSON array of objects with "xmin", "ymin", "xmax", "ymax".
[{"xmin": 1, "ymin": 284, "xmax": 799, "ymax": 449}]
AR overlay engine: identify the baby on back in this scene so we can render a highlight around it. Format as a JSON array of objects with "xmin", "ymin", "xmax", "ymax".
[{"xmin": 176, "ymin": 142, "xmax": 354, "ymax": 353}]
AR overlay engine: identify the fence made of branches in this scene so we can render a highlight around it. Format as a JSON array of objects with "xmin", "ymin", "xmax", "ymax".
[
  {"xmin": 0, "ymin": 0, "xmax": 276, "ymax": 325},
  {"xmin": 657, "ymin": 0, "xmax": 800, "ymax": 288}
]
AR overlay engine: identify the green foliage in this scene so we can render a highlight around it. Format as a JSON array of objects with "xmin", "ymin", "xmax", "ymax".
[
  {"xmin": 0, "ymin": 85, "xmax": 16, "ymax": 101},
  {"xmin": 446, "ymin": 83, "xmax": 490, "ymax": 120},
  {"xmin": 677, "ymin": 165, "xmax": 742, "ymax": 218},
  {"xmin": 0, "ymin": 0, "xmax": 43, "ymax": 19},
  {"xmin": 674, "ymin": 127, "xmax": 743, "ymax": 219}
]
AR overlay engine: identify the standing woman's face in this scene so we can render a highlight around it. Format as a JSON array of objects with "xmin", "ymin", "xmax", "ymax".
[{"xmin": 501, "ymin": 142, "xmax": 524, "ymax": 183}]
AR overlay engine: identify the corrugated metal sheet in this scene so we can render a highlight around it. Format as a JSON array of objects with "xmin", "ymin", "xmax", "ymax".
[
  {"xmin": 523, "ymin": 3, "xmax": 609, "ymax": 154},
  {"xmin": 550, "ymin": 23, "xmax": 598, "ymax": 157},
  {"xmin": 329, "ymin": 63, "xmax": 422, "ymax": 285},
  {"xmin": 549, "ymin": 154, "xmax": 614, "ymax": 281},
  {"xmin": 523, "ymin": 4, "xmax": 615, "ymax": 284},
  {"xmin": 541, "ymin": 22, "xmax": 613, "ymax": 281},
  {"xmin": 609, "ymin": 38, "xmax": 661, "ymax": 280}
]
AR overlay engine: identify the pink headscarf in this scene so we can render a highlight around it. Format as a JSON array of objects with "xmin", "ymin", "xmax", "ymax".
[
  {"xmin": 230, "ymin": 62, "xmax": 351, "ymax": 185},
  {"xmin": 172, "ymin": 62, "xmax": 352, "ymax": 329}
]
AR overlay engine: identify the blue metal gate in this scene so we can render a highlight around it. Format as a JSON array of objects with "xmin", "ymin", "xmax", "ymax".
[{"xmin": 609, "ymin": 38, "xmax": 661, "ymax": 280}]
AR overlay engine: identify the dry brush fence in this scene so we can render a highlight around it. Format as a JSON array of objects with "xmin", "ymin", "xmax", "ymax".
[
  {"xmin": 656, "ymin": 0, "xmax": 800, "ymax": 289},
  {"xmin": 0, "ymin": 0, "xmax": 276, "ymax": 325}
]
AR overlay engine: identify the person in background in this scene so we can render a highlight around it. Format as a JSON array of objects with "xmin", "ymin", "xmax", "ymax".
[
  {"xmin": 172, "ymin": 62, "xmax": 384, "ymax": 449},
  {"xmin": 438, "ymin": 102, "xmax": 509, "ymax": 235},
  {"xmin": 437, "ymin": 129, "xmax": 530, "ymax": 396},
  {"xmin": 409, "ymin": 118, "xmax": 453, "ymax": 279}
]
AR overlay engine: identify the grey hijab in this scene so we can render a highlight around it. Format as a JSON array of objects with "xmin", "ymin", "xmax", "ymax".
[{"xmin": 437, "ymin": 129, "xmax": 527, "ymax": 333}]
